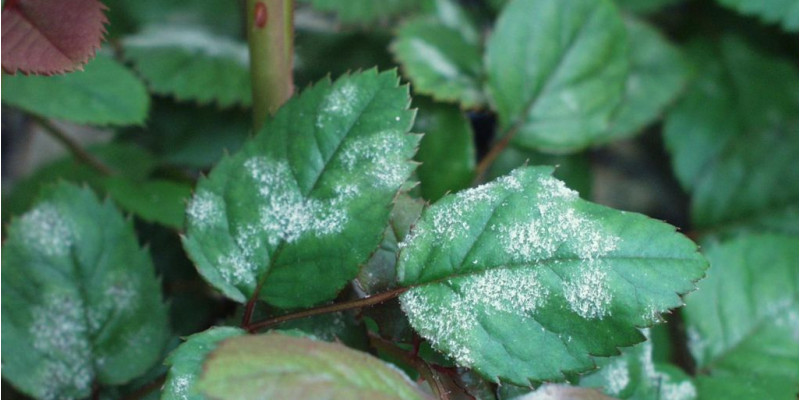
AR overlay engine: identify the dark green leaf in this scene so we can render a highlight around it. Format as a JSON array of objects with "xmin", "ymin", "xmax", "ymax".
[
  {"xmin": 414, "ymin": 98, "xmax": 476, "ymax": 201},
  {"xmin": 485, "ymin": 0, "xmax": 628, "ymax": 151},
  {"xmin": 605, "ymin": 18, "xmax": 689, "ymax": 141},
  {"xmin": 162, "ymin": 327, "xmax": 245, "ymax": 400},
  {"xmin": 123, "ymin": 26, "xmax": 251, "ymax": 107},
  {"xmin": 396, "ymin": 167, "xmax": 707, "ymax": 384},
  {"xmin": 392, "ymin": 0, "xmax": 485, "ymax": 109},
  {"xmin": 715, "ymin": 0, "xmax": 798, "ymax": 32},
  {"xmin": 300, "ymin": 0, "xmax": 430, "ymax": 24},
  {"xmin": 663, "ymin": 38, "xmax": 798, "ymax": 230},
  {"xmin": 683, "ymin": 234, "xmax": 798, "ymax": 398},
  {"xmin": 183, "ymin": 70, "xmax": 419, "ymax": 308},
  {"xmin": 102, "ymin": 0, "xmax": 243, "ymax": 38},
  {"xmin": 1, "ymin": 52, "xmax": 149, "ymax": 126},
  {"xmin": 613, "ymin": 0, "xmax": 683, "ymax": 14},
  {"xmin": 1, "ymin": 183, "xmax": 170, "ymax": 398},
  {"xmin": 198, "ymin": 333, "xmax": 430, "ymax": 400},
  {"xmin": 103, "ymin": 178, "xmax": 193, "ymax": 229}
]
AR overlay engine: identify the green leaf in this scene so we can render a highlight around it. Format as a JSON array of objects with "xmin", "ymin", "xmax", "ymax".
[
  {"xmin": 396, "ymin": 167, "xmax": 707, "ymax": 384},
  {"xmin": 301, "ymin": 0, "xmax": 430, "ymax": 24},
  {"xmin": 274, "ymin": 311, "xmax": 369, "ymax": 350},
  {"xmin": 102, "ymin": 0, "xmax": 243, "ymax": 38},
  {"xmin": 414, "ymin": 98, "xmax": 476, "ymax": 201},
  {"xmin": 1, "ymin": 52, "xmax": 149, "ymax": 126},
  {"xmin": 605, "ymin": 18, "xmax": 689, "ymax": 141},
  {"xmin": 392, "ymin": 1, "xmax": 485, "ymax": 109},
  {"xmin": 162, "ymin": 327, "xmax": 245, "ymax": 400},
  {"xmin": 695, "ymin": 374, "xmax": 791, "ymax": 400},
  {"xmin": 103, "ymin": 178, "xmax": 193, "ymax": 229},
  {"xmin": 2, "ymin": 143, "xmax": 158, "ymax": 225},
  {"xmin": 580, "ymin": 330, "xmax": 697, "ymax": 400},
  {"xmin": 683, "ymin": 234, "xmax": 798, "ymax": 398},
  {"xmin": 295, "ymin": 30, "xmax": 395, "ymax": 88},
  {"xmin": 486, "ymin": 146, "xmax": 592, "ymax": 199},
  {"xmin": 198, "ymin": 333, "xmax": 429, "ymax": 400},
  {"xmin": 663, "ymin": 38, "xmax": 798, "ymax": 230},
  {"xmin": 715, "ymin": 0, "xmax": 798, "ymax": 32},
  {"xmin": 613, "ymin": 0, "xmax": 683, "ymax": 14},
  {"xmin": 183, "ymin": 70, "xmax": 420, "ymax": 308},
  {"xmin": 1, "ymin": 183, "xmax": 170, "ymax": 399},
  {"xmin": 123, "ymin": 26, "xmax": 251, "ymax": 107},
  {"xmin": 485, "ymin": 0, "xmax": 628, "ymax": 152}
]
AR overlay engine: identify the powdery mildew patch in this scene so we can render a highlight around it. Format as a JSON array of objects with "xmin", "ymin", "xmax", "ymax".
[
  {"xmin": 641, "ymin": 330, "xmax": 697, "ymax": 400},
  {"xmin": 187, "ymin": 190, "xmax": 225, "ymax": 229},
  {"xmin": 602, "ymin": 358, "xmax": 630, "ymax": 396},
  {"xmin": 400, "ymin": 267, "xmax": 549, "ymax": 367},
  {"xmin": 30, "ymin": 293, "xmax": 93, "ymax": 399},
  {"xmin": 316, "ymin": 81, "xmax": 359, "ymax": 129},
  {"xmin": 18, "ymin": 203, "xmax": 75, "ymax": 257},
  {"xmin": 339, "ymin": 130, "xmax": 410, "ymax": 189}
]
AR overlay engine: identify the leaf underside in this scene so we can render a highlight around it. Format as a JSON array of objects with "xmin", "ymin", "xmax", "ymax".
[
  {"xmin": 396, "ymin": 167, "xmax": 707, "ymax": 385},
  {"xmin": 2, "ymin": 0, "xmax": 107, "ymax": 74},
  {"xmin": 183, "ymin": 70, "xmax": 420, "ymax": 308},
  {"xmin": 198, "ymin": 334, "xmax": 429, "ymax": 400},
  {"xmin": 1, "ymin": 183, "xmax": 170, "ymax": 399}
]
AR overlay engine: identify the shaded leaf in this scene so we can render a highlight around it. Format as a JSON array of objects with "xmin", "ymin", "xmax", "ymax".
[
  {"xmin": 683, "ymin": 234, "xmax": 798, "ymax": 398},
  {"xmin": 1, "ymin": 52, "xmax": 149, "ymax": 125},
  {"xmin": 392, "ymin": 0, "xmax": 485, "ymax": 109},
  {"xmin": 183, "ymin": 70, "xmax": 419, "ymax": 308},
  {"xmin": 1, "ymin": 0, "xmax": 107, "ymax": 74},
  {"xmin": 198, "ymin": 333, "xmax": 430, "ymax": 400},
  {"xmin": 613, "ymin": 0, "xmax": 683, "ymax": 14},
  {"xmin": 162, "ymin": 327, "xmax": 245, "ymax": 400},
  {"xmin": 605, "ymin": 18, "xmax": 689, "ymax": 141},
  {"xmin": 102, "ymin": 0, "xmax": 242, "ymax": 38},
  {"xmin": 123, "ymin": 26, "xmax": 251, "ymax": 108},
  {"xmin": 414, "ymin": 98, "xmax": 476, "ymax": 201},
  {"xmin": 1, "ymin": 183, "xmax": 170, "ymax": 399},
  {"xmin": 396, "ymin": 167, "xmax": 707, "ymax": 384},
  {"xmin": 300, "ymin": 0, "xmax": 430, "ymax": 24},
  {"xmin": 663, "ymin": 38, "xmax": 798, "ymax": 230},
  {"xmin": 295, "ymin": 30, "xmax": 395, "ymax": 88},
  {"xmin": 485, "ymin": 0, "xmax": 628, "ymax": 152},
  {"xmin": 715, "ymin": 0, "xmax": 798, "ymax": 32},
  {"xmin": 580, "ymin": 330, "xmax": 697, "ymax": 400},
  {"xmin": 103, "ymin": 178, "xmax": 193, "ymax": 229}
]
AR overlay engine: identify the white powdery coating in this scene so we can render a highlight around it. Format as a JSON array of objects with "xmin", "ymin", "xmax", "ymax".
[
  {"xmin": 316, "ymin": 81, "xmax": 359, "ymax": 129},
  {"xmin": 498, "ymin": 175, "xmax": 619, "ymax": 319},
  {"xmin": 31, "ymin": 294, "xmax": 93, "ymax": 399},
  {"xmin": 167, "ymin": 375, "xmax": 192, "ymax": 400},
  {"xmin": 661, "ymin": 381, "xmax": 697, "ymax": 400},
  {"xmin": 563, "ymin": 264, "xmax": 613, "ymax": 319},
  {"xmin": 339, "ymin": 130, "xmax": 409, "ymax": 189},
  {"xmin": 603, "ymin": 358, "xmax": 630, "ymax": 396},
  {"xmin": 641, "ymin": 330, "xmax": 697, "ymax": 400},
  {"xmin": 124, "ymin": 27, "xmax": 249, "ymax": 66},
  {"xmin": 18, "ymin": 204, "xmax": 75, "ymax": 257},
  {"xmin": 245, "ymin": 157, "xmax": 347, "ymax": 246},
  {"xmin": 400, "ymin": 268, "xmax": 548, "ymax": 367},
  {"xmin": 217, "ymin": 253, "xmax": 257, "ymax": 286},
  {"xmin": 187, "ymin": 190, "xmax": 225, "ymax": 229}
]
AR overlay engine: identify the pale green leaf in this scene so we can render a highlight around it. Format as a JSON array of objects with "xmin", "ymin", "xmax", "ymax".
[
  {"xmin": 198, "ymin": 333, "xmax": 430, "ymax": 400},
  {"xmin": 1, "ymin": 183, "xmax": 170, "ymax": 399},
  {"xmin": 392, "ymin": 0, "xmax": 485, "ymax": 109},
  {"xmin": 182, "ymin": 70, "xmax": 419, "ymax": 308},
  {"xmin": 301, "ymin": 0, "xmax": 430, "ymax": 23},
  {"xmin": 123, "ymin": 26, "xmax": 251, "ymax": 107},
  {"xmin": 715, "ymin": 0, "xmax": 798, "ymax": 32},
  {"xmin": 162, "ymin": 327, "xmax": 245, "ymax": 400},
  {"xmin": 663, "ymin": 37, "xmax": 798, "ymax": 230},
  {"xmin": 103, "ymin": 178, "xmax": 193, "ymax": 229},
  {"xmin": 414, "ymin": 98, "xmax": 476, "ymax": 201},
  {"xmin": 1, "ymin": 53, "xmax": 149, "ymax": 126},
  {"xmin": 605, "ymin": 18, "xmax": 689, "ymax": 141},
  {"xmin": 614, "ymin": 0, "xmax": 683, "ymax": 14},
  {"xmin": 683, "ymin": 234, "xmax": 798, "ymax": 398},
  {"xmin": 580, "ymin": 330, "xmax": 697, "ymax": 400},
  {"xmin": 396, "ymin": 167, "xmax": 707, "ymax": 384},
  {"xmin": 485, "ymin": 0, "xmax": 628, "ymax": 151}
]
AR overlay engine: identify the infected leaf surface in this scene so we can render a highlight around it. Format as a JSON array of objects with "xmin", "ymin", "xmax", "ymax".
[
  {"xmin": 1, "ymin": 183, "xmax": 170, "ymax": 399},
  {"xmin": 1, "ymin": 0, "xmax": 107, "ymax": 74},
  {"xmin": 396, "ymin": 167, "xmax": 707, "ymax": 384},
  {"xmin": 485, "ymin": 0, "xmax": 629, "ymax": 152},
  {"xmin": 198, "ymin": 334, "xmax": 430, "ymax": 400},
  {"xmin": 162, "ymin": 327, "xmax": 245, "ymax": 400},
  {"xmin": 122, "ymin": 25, "xmax": 251, "ymax": 108},
  {"xmin": 183, "ymin": 70, "xmax": 419, "ymax": 308}
]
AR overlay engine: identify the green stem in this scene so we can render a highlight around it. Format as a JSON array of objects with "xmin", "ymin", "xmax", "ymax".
[
  {"xmin": 244, "ymin": 286, "xmax": 409, "ymax": 332},
  {"xmin": 33, "ymin": 116, "xmax": 113, "ymax": 176},
  {"xmin": 246, "ymin": 0, "xmax": 295, "ymax": 131}
]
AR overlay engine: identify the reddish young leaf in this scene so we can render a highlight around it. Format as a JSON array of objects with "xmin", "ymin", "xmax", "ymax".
[{"xmin": 2, "ymin": 0, "xmax": 107, "ymax": 75}]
